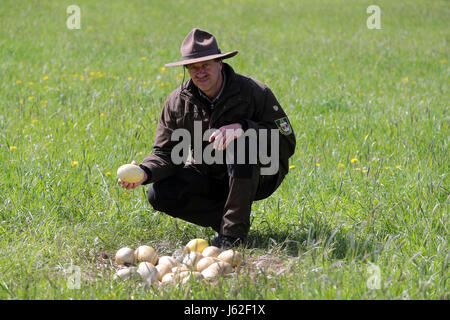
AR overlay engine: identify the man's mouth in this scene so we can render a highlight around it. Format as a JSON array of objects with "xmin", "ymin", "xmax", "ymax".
[{"xmin": 196, "ymin": 76, "xmax": 208, "ymax": 83}]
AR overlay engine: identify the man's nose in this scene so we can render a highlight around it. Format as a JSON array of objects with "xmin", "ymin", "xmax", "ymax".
[{"xmin": 196, "ymin": 70, "xmax": 207, "ymax": 78}]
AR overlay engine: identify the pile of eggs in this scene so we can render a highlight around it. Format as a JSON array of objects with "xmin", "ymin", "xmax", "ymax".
[{"xmin": 112, "ymin": 239, "xmax": 243, "ymax": 287}]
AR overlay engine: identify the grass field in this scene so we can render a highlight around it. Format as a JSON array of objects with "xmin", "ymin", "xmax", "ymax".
[{"xmin": 0, "ymin": 0, "xmax": 448, "ymax": 300}]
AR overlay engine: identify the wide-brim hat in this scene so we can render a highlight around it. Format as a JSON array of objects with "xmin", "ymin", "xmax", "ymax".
[{"xmin": 165, "ymin": 28, "xmax": 238, "ymax": 67}]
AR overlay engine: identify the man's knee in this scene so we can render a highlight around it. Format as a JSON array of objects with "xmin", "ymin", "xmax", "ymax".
[
  {"xmin": 147, "ymin": 182, "xmax": 164, "ymax": 212},
  {"xmin": 146, "ymin": 179, "xmax": 186, "ymax": 212},
  {"xmin": 254, "ymin": 173, "xmax": 284, "ymax": 201}
]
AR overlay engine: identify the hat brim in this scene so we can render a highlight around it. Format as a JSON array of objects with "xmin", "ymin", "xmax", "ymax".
[{"xmin": 165, "ymin": 51, "xmax": 238, "ymax": 67}]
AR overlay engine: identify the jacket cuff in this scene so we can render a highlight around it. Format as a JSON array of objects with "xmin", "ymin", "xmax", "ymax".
[
  {"xmin": 139, "ymin": 164, "xmax": 152, "ymax": 185},
  {"xmin": 237, "ymin": 120, "xmax": 249, "ymax": 131}
]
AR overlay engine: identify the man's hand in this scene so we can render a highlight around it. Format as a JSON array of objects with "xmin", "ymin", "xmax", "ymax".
[
  {"xmin": 117, "ymin": 160, "xmax": 148, "ymax": 190},
  {"xmin": 208, "ymin": 123, "xmax": 244, "ymax": 150}
]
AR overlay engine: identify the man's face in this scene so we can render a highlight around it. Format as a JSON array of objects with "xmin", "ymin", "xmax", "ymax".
[{"xmin": 186, "ymin": 59, "xmax": 222, "ymax": 96}]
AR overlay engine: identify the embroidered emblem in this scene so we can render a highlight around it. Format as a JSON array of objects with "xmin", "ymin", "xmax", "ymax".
[
  {"xmin": 275, "ymin": 117, "xmax": 293, "ymax": 135},
  {"xmin": 273, "ymin": 105, "xmax": 279, "ymax": 111}
]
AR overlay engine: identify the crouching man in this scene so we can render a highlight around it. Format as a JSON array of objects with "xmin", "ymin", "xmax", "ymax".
[{"xmin": 118, "ymin": 28, "xmax": 296, "ymax": 249}]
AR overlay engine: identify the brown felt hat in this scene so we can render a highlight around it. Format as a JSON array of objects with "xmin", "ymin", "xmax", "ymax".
[{"xmin": 165, "ymin": 28, "xmax": 238, "ymax": 67}]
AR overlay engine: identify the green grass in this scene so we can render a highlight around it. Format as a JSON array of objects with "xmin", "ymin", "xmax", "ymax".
[{"xmin": 0, "ymin": 0, "xmax": 448, "ymax": 299}]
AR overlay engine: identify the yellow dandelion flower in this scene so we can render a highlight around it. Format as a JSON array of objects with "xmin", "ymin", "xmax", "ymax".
[
  {"xmin": 396, "ymin": 165, "xmax": 402, "ymax": 169},
  {"xmin": 289, "ymin": 165, "xmax": 295, "ymax": 169},
  {"xmin": 138, "ymin": 152, "xmax": 143, "ymax": 156},
  {"xmin": 28, "ymin": 96, "xmax": 34, "ymax": 101},
  {"xmin": 89, "ymin": 77, "xmax": 94, "ymax": 81},
  {"xmin": 43, "ymin": 76, "xmax": 49, "ymax": 81},
  {"xmin": 71, "ymin": 161, "xmax": 78, "ymax": 166},
  {"xmin": 355, "ymin": 167, "xmax": 361, "ymax": 171},
  {"xmin": 159, "ymin": 83, "xmax": 164, "ymax": 87},
  {"xmin": 113, "ymin": 76, "xmax": 117, "ymax": 80},
  {"xmin": 141, "ymin": 57, "xmax": 147, "ymax": 61},
  {"xmin": 16, "ymin": 80, "xmax": 22, "ymax": 84},
  {"xmin": 110, "ymin": 93, "xmax": 115, "ymax": 97},
  {"xmin": 402, "ymin": 77, "xmax": 408, "ymax": 84},
  {"xmin": 28, "ymin": 81, "xmax": 33, "ymax": 85},
  {"xmin": 384, "ymin": 166, "xmax": 391, "ymax": 170},
  {"xmin": 32, "ymin": 119, "xmax": 38, "ymax": 124},
  {"xmin": 315, "ymin": 163, "xmax": 320, "ymax": 167},
  {"xmin": 105, "ymin": 171, "xmax": 111, "ymax": 177},
  {"xmin": 79, "ymin": 75, "xmax": 84, "ymax": 80},
  {"xmin": 179, "ymin": 73, "xmax": 184, "ymax": 77},
  {"xmin": 440, "ymin": 59, "xmax": 446, "ymax": 64},
  {"xmin": 160, "ymin": 67, "xmax": 166, "ymax": 72},
  {"xmin": 10, "ymin": 145, "xmax": 17, "ymax": 150},
  {"xmin": 100, "ymin": 113, "xmax": 105, "ymax": 117},
  {"xmin": 73, "ymin": 74, "xmax": 78, "ymax": 78},
  {"xmin": 338, "ymin": 163, "xmax": 345, "ymax": 168},
  {"xmin": 128, "ymin": 77, "xmax": 133, "ymax": 81},
  {"xmin": 363, "ymin": 169, "xmax": 368, "ymax": 173},
  {"xmin": 351, "ymin": 158, "xmax": 358, "ymax": 163}
]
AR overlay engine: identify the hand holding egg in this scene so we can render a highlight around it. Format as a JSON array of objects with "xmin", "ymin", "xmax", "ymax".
[{"xmin": 117, "ymin": 161, "xmax": 148, "ymax": 189}]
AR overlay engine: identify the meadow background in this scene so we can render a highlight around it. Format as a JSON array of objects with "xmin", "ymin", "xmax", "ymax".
[{"xmin": 0, "ymin": 0, "xmax": 448, "ymax": 299}]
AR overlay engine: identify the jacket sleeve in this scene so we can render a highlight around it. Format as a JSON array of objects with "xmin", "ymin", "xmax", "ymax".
[
  {"xmin": 139, "ymin": 98, "xmax": 184, "ymax": 184},
  {"xmin": 241, "ymin": 87, "xmax": 296, "ymax": 175}
]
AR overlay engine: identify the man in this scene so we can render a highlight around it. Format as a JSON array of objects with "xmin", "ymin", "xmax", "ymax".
[{"xmin": 118, "ymin": 28, "xmax": 296, "ymax": 249}]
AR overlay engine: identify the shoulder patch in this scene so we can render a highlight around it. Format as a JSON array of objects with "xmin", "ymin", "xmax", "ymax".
[{"xmin": 275, "ymin": 117, "xmax": 293, "ymax": 135}]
